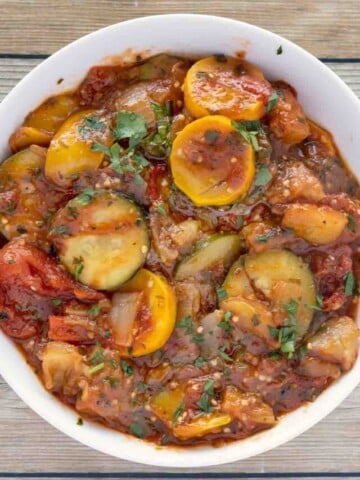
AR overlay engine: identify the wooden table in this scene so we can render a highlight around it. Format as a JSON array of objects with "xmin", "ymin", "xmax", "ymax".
[{"xmin": 0, "ymin": 1, "xmax": 359, "ymax": 479}]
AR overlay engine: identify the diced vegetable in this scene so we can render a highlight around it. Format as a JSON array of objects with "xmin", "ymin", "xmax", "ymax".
[
  {"xmin": 175, "ymin": 233, "xmax": 243, "ymax": 281},
  {"xmin": 45, "ymin": 110, "xmax": 112, "ymax": 185},
  {"xmin": 48, "ymin": 315, "xmax": 96, "ymax": 344},
  {"xmin": 223, "ymin": 249, "xmax": 316, "ymax": 338},
  {"xmin": 268, "ymin": 83, "xmax": 310, "ymax": 144},
  {"xmin": 282, "ymin": 204, "xmax": 347, "ymax": 245},
  {"xmin": 49, "ymin": 190, "xmax": 149, "ymax": 290},
  {"xmin": 221, "ymin": 297, "xmax": 277, "ymax": 345},
  {"xmin": 41, "ymin": 341, "xmax": 85, "ymax": 394},
  {"xmin": 308, "ymin": 120, "xmax": 336, "ymax": 157},
  {"xmin": 244, "ymin": 249, "xmax": 316, "ymax": 338},
  {"xmin": 172, "ymin": 413, "xmax": 232, "ymax": 440},
  {"xmin": 111, "ymin": 269, "xmax": 176, "ymax": 356},
  {"xmin": 9, "ymin": 126, "xmax": 53, "ymax": 152},
  {"xmin": 266, "ymin": 161, "xmax": 325, "ymax": 204},
  {"xmin": 184, "ymin": 55, "xmax": 271, "ymax": 120},
  {"xmin": 24, "ymin": 93, "xmax": 78, "ymax": 134},
  {"xmin": 223, "ymin": 258, "xmax": 253, "ymax": 298},
  {"xmin": 296, "ymin": 356, "xmax": 341, "ymax": 379},
  {"xmin": 151, "ymin": 386, "xmax": 231, "ymax": 440},
  {"xmin": 0, "ymin": 146, "xmax": 48, "ymax": 241},
  {"xmin": 222, "ymin": 386, "xmax": 275, "ymax": 428},
  {"xmin": 170, "ymin": 115, "xmax": 255, "ymax": 206},
  {"xmin": 307, "ymin": 316, "xmax": 359, "ymax": 371}
]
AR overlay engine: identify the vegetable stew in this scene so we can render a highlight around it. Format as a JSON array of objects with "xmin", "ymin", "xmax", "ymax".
[{"xmin": 0, "ymin": 53, "xmax": 359, "ymax": 446}]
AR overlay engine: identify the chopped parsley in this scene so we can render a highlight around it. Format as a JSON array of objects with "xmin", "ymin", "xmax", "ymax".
[
  {"xmin": 73, "ymin": 256, "xmax": 84, "ymax": 281},
  {"xmin": 254, "ymin": 164, "xmax": 272, "ymax": 186},
  {"xmin": 51, "ymin": 298, "xmax": 63, "ymax": 306},
  {"xmin": 192, "ymin": 334, "xmax": 204, "ymax": 344},
  {"xmin": 344, "ymin": 271, "xmax": 355, "ymax": 296},
  {"xmin": 216, "ymin": 286, "xmax": 228, "ymax": 301},
  {"xmin": 305, "ymin": 295, "xmax": 323, "ymax": 311},
  {"xmin": 78, "ymin": 115, "xmax": 106, "ymax": 139},
  {"xmin": 204, "ymin": 379, "xmax": 215, "ymax": 395},
  {"xmin": 88, "ymin": 304, "xmax": 100, "ymax": 317},
  {"xmin": 232, "ymin": 120, "xmax": 261, "ymax": 151},
  {"xmin": 130, "ymin": 421, "xmax": 144, "ymax": 438},
  {"xmin": 143, "ymin": 102, "xmax": 172, "ymax": 157},
  {"xmin": 120, "ymin": 359, "xmax": 134, "ymax": 377},
  {"xmin": 176, "ymin": 315, "xmax": 193, "ymax": 334},
  {"xmin": 218, "ymin": 310, "xmax": 234, "ymax": 333},
  {"xmin": 77, "ymin": 417, "xmax": 84, "ymax": 426},
  {"xmin": 49, "ymin": 224, "xmax": 70, "ymax": 236},
  {"xmin": 7, "ymin": 259, "xmax": 15, "ymax": 264},
  {"xmin": 195, "ymin": 356, "xmax": 205, "ymax": 368},
  {"xmin": 77, "ymin": 188, "xmax": 97, "ymax": 205},
  {"xmin": 347, "ymin": 214, "xmax": 356, "ymax": 233},
  {"xmin": 204, "ymin": 129, "xmax": 220, "ymax": 143},
  {"xmin": 112, "ymin": 111, "xmax": 148, "ymax": 148},
  {"xmin": 88, "ymin": 362, "xmax": 105, "ymax": 375},
  {"xmin": 277, "ymin": 45, "xmax": 283, "ymax": 55},
  {"xmin": 197, "ymin": 392, "xmax": 213, "ymax": 413},
  {"xmin": 173, "ymin": 402, "xmax": 185, "ymax": 422},
  {"xmin": 155, "ymin": 202, "xmax": 167, "ymax": 216},
  {"xmin": 256, "ymin": 230, "xmax": 276, "ymax": 243},
  {"xmin": 266, "ymin": 91, "xmax": 280, "ymax": 113},
  {"xmin": 269, "ymin": 299, "xmax": 298, "ymax": 358},
  {"xmin": 218, "ymin": 346, "xmax": 233, "ymax": 362}
]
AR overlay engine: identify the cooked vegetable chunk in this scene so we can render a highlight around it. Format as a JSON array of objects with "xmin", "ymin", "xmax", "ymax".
[
  {"xmin": 45, "ymin": 110, "xmax": 112, "ymax": 186},
  {"xmin": 221, "ymin": 297, "xmax": 277, "ymax": 345},
  {"xmin": 41, "ymin": 341, "xmax": 85, "ymax": 395},
  {"xmin": 0, "ymin": 146, "xmax": 66, "ymax": 244},
  {"xmin": 49, "ymin": 190, "xmax": 149, "ymax": 290},
  {"xmin": 282, "ymin": 204, "xmax": 347, "ymax": 245},
  {"xmin": 268, "ymin": 82, "xmax": 310, "ymax": 144},
  {"xmin": 151, "ymin": 387, "xmax": 231, "ymax": 440},
  {"xmin": 222, "ymin": 386, "xmax": 275, "ymax": 429},
  {"xmin": 223, "ymin": 249, "xmax": 316, "ymax": 338},
  {"xmin": 170, "ymin": 115, "xmax": 255, "ymax": 206},
  {"xmin": 307, "ymin": 316, "xmax": 359, "ymax": 371},
  {"xmin": 111, "ymin": 269, "xmax": 176, "ymax": 356},
  {"xmin": 244, "ymin": 250, "xmax": 316, "ymax": 337},
  {"xmin": 184, "ymin": 55, "xmax": 271, "ymax": 120},
  {"xmin": 24, "ymin": 93, "xmax": 78, "ymax": 134},
  {"xmin": 9, "ymin": 126, "xmax": 53, "ymax": 152},
  {"xmin": 175, "ymin": 233, "xmax": 243, "ymax": 281}
]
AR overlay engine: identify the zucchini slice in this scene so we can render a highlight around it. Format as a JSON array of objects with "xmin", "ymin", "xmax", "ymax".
[
  {"xmin": 49, "ymin": 190, "xmax": 149, "ymax": 290},
  {"xmin": 223, "ymin": 249, "xmax": 316, "ymax": 338},
  {"xmin": 111, "ymin": 269, "xmax": 177, "ymax": 357},
  {"xmin": 174, "ymin": 233, "xmax": 243, "ymax": 281}
]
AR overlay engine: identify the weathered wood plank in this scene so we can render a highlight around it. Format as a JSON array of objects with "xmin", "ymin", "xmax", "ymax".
[
  {"xmin": 0, "ymin": 58, "xmax": 359, "ymax": 474},
  {"xmin": 0, "ymin": 0, "xmax": 359, "ymax": 58},
  {"xmin": 0, "ymin": 375, "xmax": 359, "ymax": 474}
]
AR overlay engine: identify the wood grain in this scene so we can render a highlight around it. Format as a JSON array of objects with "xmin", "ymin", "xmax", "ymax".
[{"xmin": 0, "ymin": 0, "xmax": 359, "ymax": 58}]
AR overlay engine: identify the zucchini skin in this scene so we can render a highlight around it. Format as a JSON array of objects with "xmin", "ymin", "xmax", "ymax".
[{"xmin": 49, "ymin": 190, "xmax": 149, "ymax": 290}]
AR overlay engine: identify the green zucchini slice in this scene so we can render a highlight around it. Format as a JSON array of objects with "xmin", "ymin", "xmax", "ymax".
[
  {"xmin": 223, "ymin": 249, "xmax": 316, "ymax": 338},
  {"xmin": 174, "ymin": 233, "xmax": 243, "ymax": 281},
  {"xmin": 49, "ymin": 190, "xmax": 149, "ymax": 290}
]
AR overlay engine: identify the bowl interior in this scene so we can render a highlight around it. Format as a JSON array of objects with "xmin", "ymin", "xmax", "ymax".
[{"xmin": 0, "ymin": 14, "xmax": 359, "ymax": 468}]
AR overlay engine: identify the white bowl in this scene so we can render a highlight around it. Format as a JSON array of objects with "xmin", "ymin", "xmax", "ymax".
[{"xmin": 0, "ymin": 14, "xmax": 359, "ymax": 468}]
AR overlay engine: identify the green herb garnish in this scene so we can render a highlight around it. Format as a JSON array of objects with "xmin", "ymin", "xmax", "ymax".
[
  {"xmin": 344, "ymin": 271, "xmax": 355, "ymax": 296},
  {"xmin": 254, "ymin": 164, "xmax": 272, "ymax": 186},
  {"xmin": 232, "ymin": 120, "xmax": 261, "ymax": 151},
  {"xmin": 130, "ymin": 421, "xmax": 144, "ymax": 438},
  {"xmin": 177, "ymin": 315, "xmax": 193, "ymax": 334},
  {"xmin": 216, "ymin": 286, "xmax": 228, "ymax": 301},
  {"xmin": 120, "ymin": 360, "xmax": 134, "ymax": 377},
  {"xmin": 49, "ymin": 225, "xmax": 70, "ymax": 236},
  {"xmin": 173, "ymin": 402, "xmax": 185, "ymax": 422},
  {"xmin": 266, "ymin": 91, "xmax": 279, "ymax": 113}
]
